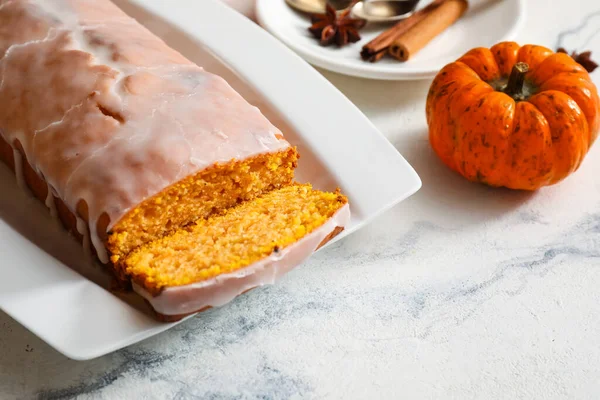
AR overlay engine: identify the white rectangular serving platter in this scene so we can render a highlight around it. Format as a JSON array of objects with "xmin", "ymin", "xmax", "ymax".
[{"xmin": 0, "ymin": 0, "xmax": 421, "ymax": 361}]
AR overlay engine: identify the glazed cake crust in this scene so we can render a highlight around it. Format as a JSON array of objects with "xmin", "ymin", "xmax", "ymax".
[
  {"xmin": 0, "ymin": 0, "xmax": 290, "ymax": 261},
  {"xmin": 0, "ymin": 0, "xmax": 351, "ymax": 321}
]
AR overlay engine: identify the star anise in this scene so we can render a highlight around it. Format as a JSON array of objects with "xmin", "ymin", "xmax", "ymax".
[
  {"xmin": 308, "ymin": 2, "xmax": 366, "ymax": 47},
  {"xmin": 557, "ymin": 47, "xmax": 599, "ymax": 73}
]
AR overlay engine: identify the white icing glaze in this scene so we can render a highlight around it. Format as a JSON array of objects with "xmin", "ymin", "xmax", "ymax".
[
  {"xmin": 133, "ymin": 204, "xmax": 351, "ymax": 316},
  {"xmin": 0, "ymin": 0, "xmax": 289, "ymax": 262},
  {"xmin": 91, "ymin": 227, "xmax": 109, "ymax": 264},
  {"xmin": 12, "ymin": 148, "xmax": 25, "ymax": 191},
  {"xmin": 45, "ymin": 183, "xmax": 58, "ymax": 219},
  {"xmin": 76, "ymin": 216, "xmax": 91, "ymax": 259}
]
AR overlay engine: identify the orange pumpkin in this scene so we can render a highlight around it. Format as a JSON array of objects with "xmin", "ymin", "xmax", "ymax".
[{"xmin": 426, "ymin": 41, "xmax": 600, "ymax": 190}]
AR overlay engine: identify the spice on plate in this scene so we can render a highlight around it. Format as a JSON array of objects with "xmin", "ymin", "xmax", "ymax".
[
  {"xmin": 389, "ymin": 0, "xmax": 467, "ymax": 61},
  {"xmin": 557, "ymin": 48, "xmax": 599, "ymax": 73},
  {"xmin": 308, "ymin": 1, "xmax": 366, "ymax": 47},
  {"xmin": 360, "ymin": 0, "xmax": 466, "ymax": 63}
]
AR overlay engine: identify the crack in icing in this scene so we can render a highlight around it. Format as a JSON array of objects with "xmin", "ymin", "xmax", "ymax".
[
  {"xmin": 33, "ymin": 98, "xmax": 88, "ymax": 136},
  {"xmin": 0, "ymin": 28, "xmax": 61, "ymax": 91},
  {"xmin": 0, "ymin": 28, "xmax": 59, "ymax": 61},
  {"xmin": 0, "ymin": 0, "xmax": 15, "ymax": 13}
]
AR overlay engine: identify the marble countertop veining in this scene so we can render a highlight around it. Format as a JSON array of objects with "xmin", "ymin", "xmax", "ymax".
[{"xmin": 3, "ymin": 0, "xmax": 600, "ymax": 399}]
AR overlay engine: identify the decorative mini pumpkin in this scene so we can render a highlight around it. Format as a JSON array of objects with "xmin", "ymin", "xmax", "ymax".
[{"xmin": 426, "ymin": 42, "xmax": 600, "ymax": 190}]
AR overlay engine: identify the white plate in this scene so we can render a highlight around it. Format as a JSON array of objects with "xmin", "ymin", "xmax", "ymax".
[
  {"xmin": 256, "ymin": 0, "xmax": 526, "ymax": 80},
  {"xmin": 0, "ymin": 0, "xmax": 421, "ymax": 361}
]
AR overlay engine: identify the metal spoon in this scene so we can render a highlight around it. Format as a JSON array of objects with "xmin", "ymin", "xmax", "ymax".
[
  {"xmin": 285, "ymin": 0, "xmax": 354, "ymax": 14},
  {"xmin": 352, "ymin": 0, "xmax": 419, "ymax": 22},
  {"xmin": 285, "ymin": 0, "xmax": 419, "ymax": 22}
]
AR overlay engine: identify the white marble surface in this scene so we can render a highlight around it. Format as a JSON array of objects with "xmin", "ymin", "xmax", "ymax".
[{"xmin": 2, "ymin": 0, "xmax": 600, "ymax": 399}]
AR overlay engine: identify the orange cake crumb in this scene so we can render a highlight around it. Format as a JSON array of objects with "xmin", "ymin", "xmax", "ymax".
[
  {"xmin": 123, "ymin": 184, "xmax": 347, "ymax": 295},
  {"xmin": 108, "ymin": 148, "xmax": 298, "ymax": 265}
]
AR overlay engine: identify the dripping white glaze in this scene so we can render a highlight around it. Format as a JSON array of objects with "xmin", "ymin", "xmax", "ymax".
[
  {"xmin": 11, "ymin": 148, "xmax": 25, "ymax": 191},
  {"xmin": 133, "ymin": 204, "xmax": 351, "ymax": 316},
  {"xmin": 45, "ymin": 183, "xmax": 58, "ymax": 219},
  {"xmin": 0, "ymin": 0, "xmax": 289, "ymax": 264},
  {"xmin": 76, "ymin": 216, "xmax": 91, "ymax": 259},
  {"xmin": 90, "ymin": 221, "xmax": 109, "ymax": 264}
]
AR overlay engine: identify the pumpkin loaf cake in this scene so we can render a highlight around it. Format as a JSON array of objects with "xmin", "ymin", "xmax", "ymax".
[{"xmin": 0, "ymin": 0, "xmax": 350, "ymax": 320}]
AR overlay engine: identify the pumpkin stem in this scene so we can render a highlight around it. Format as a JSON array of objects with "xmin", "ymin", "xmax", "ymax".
[{"xmin": 504, "ymin": 62, "xmax": 530, "ymax": 101}]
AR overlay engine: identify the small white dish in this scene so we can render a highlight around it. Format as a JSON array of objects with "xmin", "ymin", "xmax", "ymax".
[
  {"xmin": 256, "ymin": 0, "xmax": 526, "ymax": 80},
  {"xmin": 0, "ymin": 0, "xmax": 421, "ymax": 360}
]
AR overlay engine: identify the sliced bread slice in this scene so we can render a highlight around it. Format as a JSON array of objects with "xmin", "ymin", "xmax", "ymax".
[{"xmin": 123, "ymin": 183, "xmax": 349, "ymax": 320}]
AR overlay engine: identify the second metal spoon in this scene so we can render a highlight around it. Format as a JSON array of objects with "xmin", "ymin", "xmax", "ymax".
[{"xmin": 285, "ymin": 0, "xmax": 420, "ymax": 22}]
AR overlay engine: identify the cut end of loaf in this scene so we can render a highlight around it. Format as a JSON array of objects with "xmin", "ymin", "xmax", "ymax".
[
  {"xmin": 107, "ymin": 148, "xmax": 299, "ymax": 267},
  {"xmin": 123, "ymin": 183, "xmax": 348, "ymax": 295}
]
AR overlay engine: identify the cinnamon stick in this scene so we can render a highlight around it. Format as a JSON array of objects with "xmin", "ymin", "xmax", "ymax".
[
  {"xmin": 360, "ymin": 0, "xmax": 447, "ymax": 62},
  {"xmin": 389, "ymin": 0, "xmax": 468, "ymax": 61}
]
